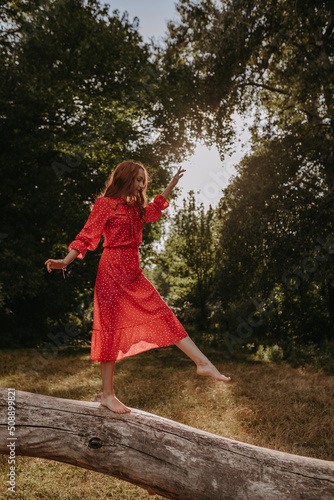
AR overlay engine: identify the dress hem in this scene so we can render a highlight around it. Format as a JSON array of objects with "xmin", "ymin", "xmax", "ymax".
[
  {"xmin": 90, "ymin": 310, "xmax": 189, "ymax": 362},
  {"xmin": 90, "ymin": 332, "xmax": 188, "ymax": 362}
]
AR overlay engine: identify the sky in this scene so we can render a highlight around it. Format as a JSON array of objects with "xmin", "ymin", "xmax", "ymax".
[
  {"xmin": 104, "ymin": 0, "xmax": 250, "ymax": 210},
  {"xmin": 106, "ymin": 0, "xmax": 179, "ymax": 42}
]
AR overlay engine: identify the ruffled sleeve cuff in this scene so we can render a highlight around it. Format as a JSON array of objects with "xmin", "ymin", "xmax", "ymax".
[
  {"xmin": 144, "ymin": 194, "xmax": 170, "ymax": 223},
  {"xmin": 154, "ymin": 194, "xmax": 169, "ymax": 210},
  {"xmin": 68, "ymin": 240, "xmax": 87, "ymax": 260}
]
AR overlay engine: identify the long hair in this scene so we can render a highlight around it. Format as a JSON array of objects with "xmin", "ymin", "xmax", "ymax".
[{"xmin": 96, "ymin": 161, "xmax": 149, "ymax": 223}]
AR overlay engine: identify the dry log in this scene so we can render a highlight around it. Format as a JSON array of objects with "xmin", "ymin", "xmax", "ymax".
[{"xmin": 0, "ymin": 387, "xmax": 334, "ymax": 499}]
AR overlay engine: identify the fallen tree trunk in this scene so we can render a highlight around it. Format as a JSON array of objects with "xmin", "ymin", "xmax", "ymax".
[{"xmin": 0, "ymin": 388, "xmax": 334, "ymax": 499}]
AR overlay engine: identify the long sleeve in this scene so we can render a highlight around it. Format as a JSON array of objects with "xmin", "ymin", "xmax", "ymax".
[
  {"xmin": 144, "ymin": 194, "xmax": 169, "ymax": 223},
  {"xmin": 68, "ymin": 197, "xmax": 114, "ymax": 259}
]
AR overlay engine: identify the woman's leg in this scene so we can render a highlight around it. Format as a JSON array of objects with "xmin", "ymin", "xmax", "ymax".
[
  {"xmin": 100, "ymin": 361, "xmax": 131, "ymax": 413},
  {"xmin": 175, "ymin": 336, "xmax": 231, "ymax": 382}
]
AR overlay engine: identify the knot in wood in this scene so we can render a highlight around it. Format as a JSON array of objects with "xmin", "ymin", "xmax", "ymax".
[{"xmin": 88, "ymin": 437, "xmax": 103, "ymax": 449}]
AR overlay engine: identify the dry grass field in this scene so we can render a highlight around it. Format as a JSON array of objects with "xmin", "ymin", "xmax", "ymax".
[{"xmin": 1, "ymin": 345, "xmax": 334, "ymax": 499}]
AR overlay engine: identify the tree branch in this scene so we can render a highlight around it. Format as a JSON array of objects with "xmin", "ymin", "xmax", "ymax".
[{"xmin": 244, "ymin": 81, "xmax": 290, "ymax": 96}]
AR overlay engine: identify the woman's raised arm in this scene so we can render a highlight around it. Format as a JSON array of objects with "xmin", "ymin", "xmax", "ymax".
[{"xmin": 161, "ymin": 166, "xmax": 186, "ymax": 200}]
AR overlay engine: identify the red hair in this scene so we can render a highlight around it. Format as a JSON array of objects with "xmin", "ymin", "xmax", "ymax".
[{"xmin": 97, "ymin": 161, "xmax": 149, "ymax": 222}]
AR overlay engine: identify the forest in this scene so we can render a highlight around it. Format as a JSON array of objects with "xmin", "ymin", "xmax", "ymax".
[{"xmin": 1, "ymin": 0, "xmax": 333, "ymax": 371}]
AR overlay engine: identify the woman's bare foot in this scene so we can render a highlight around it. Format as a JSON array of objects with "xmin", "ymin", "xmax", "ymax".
[
  {"xmin": 100, "ymin": 394, "xmax": 131, "ymax": 414},
  {"xmin": 196, "ymin": 361, "xmax": 231, "ymax": 382}
]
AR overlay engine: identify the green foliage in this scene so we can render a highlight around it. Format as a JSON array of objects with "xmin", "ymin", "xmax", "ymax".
[
  {"xmin": 152, "ymin": 191, "xmax": 217, "ymax": 333},
  {"xmin": 283, "ymin": 340, "xmax": 334, "ymax": 374},
  {"xmin": 161, "ymin": 0, "xmax": 333, "ymax": 170},
  {"xmin": 0, "ymin": 0, "xmax": 183, "ymax": 348},
  {"xmin": 156, "ymin": 0, "xmax": 334, "ymax": 350},
  {"xmin": 211, "ymin": 136, "xmax": 333, "ymax": 344},
  {"xmin": 256, "ymin": 344, "xmax": 284, "ymax": 363},
  {"xmin": 1, "ymin": 0, "xmax": 333, "ymax": 356}
]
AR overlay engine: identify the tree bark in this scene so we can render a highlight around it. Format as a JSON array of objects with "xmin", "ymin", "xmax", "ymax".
[
  {"xmin": 1, "ymin": 388, "xmax": 334, "ymax": 500},
  {"xmin": 328, "ymin": 281, "xmax": 334, "ymax": 338}
]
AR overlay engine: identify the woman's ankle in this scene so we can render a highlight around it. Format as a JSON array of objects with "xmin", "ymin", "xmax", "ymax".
[
  {"xmin": 195, "ymin": 358, "xmax": 210, "ymax": 368},
  {"xmin": 102, "ymin": 391, "xmax": 115, "ymax": 398}
]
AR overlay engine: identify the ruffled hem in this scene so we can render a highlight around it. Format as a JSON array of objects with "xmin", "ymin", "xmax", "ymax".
[{"xmin": 90, "ymin": 311, "xmax": 188, "ymax": 361}]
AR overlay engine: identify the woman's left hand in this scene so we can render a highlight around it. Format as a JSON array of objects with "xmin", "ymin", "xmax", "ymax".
[
  {"xmin": 170, "ymin": 166, "xmax": 186, "ymax": 188},
  {"xmin": 44, "ymin": 258, "xmax": 67, "ymax": 273}
]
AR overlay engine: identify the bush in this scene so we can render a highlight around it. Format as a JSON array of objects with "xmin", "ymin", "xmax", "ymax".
[
  {"xmin": 256, "ymin": 344, "xmax": 284, "ymax": 363},
  {"xmin": 286, "ymin": 341, "xmax": 334, "ymax": 374},
  {"xmin": 256, "ymin": 344, "xmax": 266, "ymax": 361}
]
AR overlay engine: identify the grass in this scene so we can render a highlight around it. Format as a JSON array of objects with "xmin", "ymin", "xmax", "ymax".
[{"xmin": 1, "ymin": 345, "xmax": 334, "ymax": 499}]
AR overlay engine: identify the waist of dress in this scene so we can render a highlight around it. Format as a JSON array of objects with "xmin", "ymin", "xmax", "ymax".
[{"xmin": 103, "ymin": 243, "xmax": 139, "ymax": 250}]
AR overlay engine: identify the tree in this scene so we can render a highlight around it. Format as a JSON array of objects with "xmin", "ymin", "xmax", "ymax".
[
  {"xmin": 159, "ymin": 0, "xmax": 333, "ymax": 173},
  {"xmin": 155, "ymin": 0, "xmax": 334, "ymax": 347},
  {"xmin": 0, "ymin": 0, "xmax": 175, "ymax": 348},
  {"xmin": 154, "ymin": 192, "xmax": 217, "ymax": 334},
  {"xmin": 212, "ymin": 136, "xmax": 334, "ymax": 345}
]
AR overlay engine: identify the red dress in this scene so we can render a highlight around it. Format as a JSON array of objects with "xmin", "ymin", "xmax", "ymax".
[{"xmin": 68, "ymin": 194, "xmax": 188, "ymax": 361}]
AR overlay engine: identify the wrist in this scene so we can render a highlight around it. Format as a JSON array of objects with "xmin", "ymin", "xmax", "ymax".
[{"xmin": 64, "ymin": 249, "xmax": 80, "ymax": 266}]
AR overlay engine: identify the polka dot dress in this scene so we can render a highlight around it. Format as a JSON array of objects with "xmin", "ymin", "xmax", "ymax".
[{"xmin": 68, "ymin": 194, "xmax": 188, "ymax": 361}]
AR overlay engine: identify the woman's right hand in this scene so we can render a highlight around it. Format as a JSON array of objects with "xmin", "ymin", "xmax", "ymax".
[{"xmin": 44, "ymin": 258, "xmax": 67, "ymax": 273}]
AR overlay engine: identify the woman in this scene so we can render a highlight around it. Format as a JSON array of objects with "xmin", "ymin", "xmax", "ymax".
[{"xmin": 45, "ymin": 161, "xmax": 231, "ymax": 414}]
